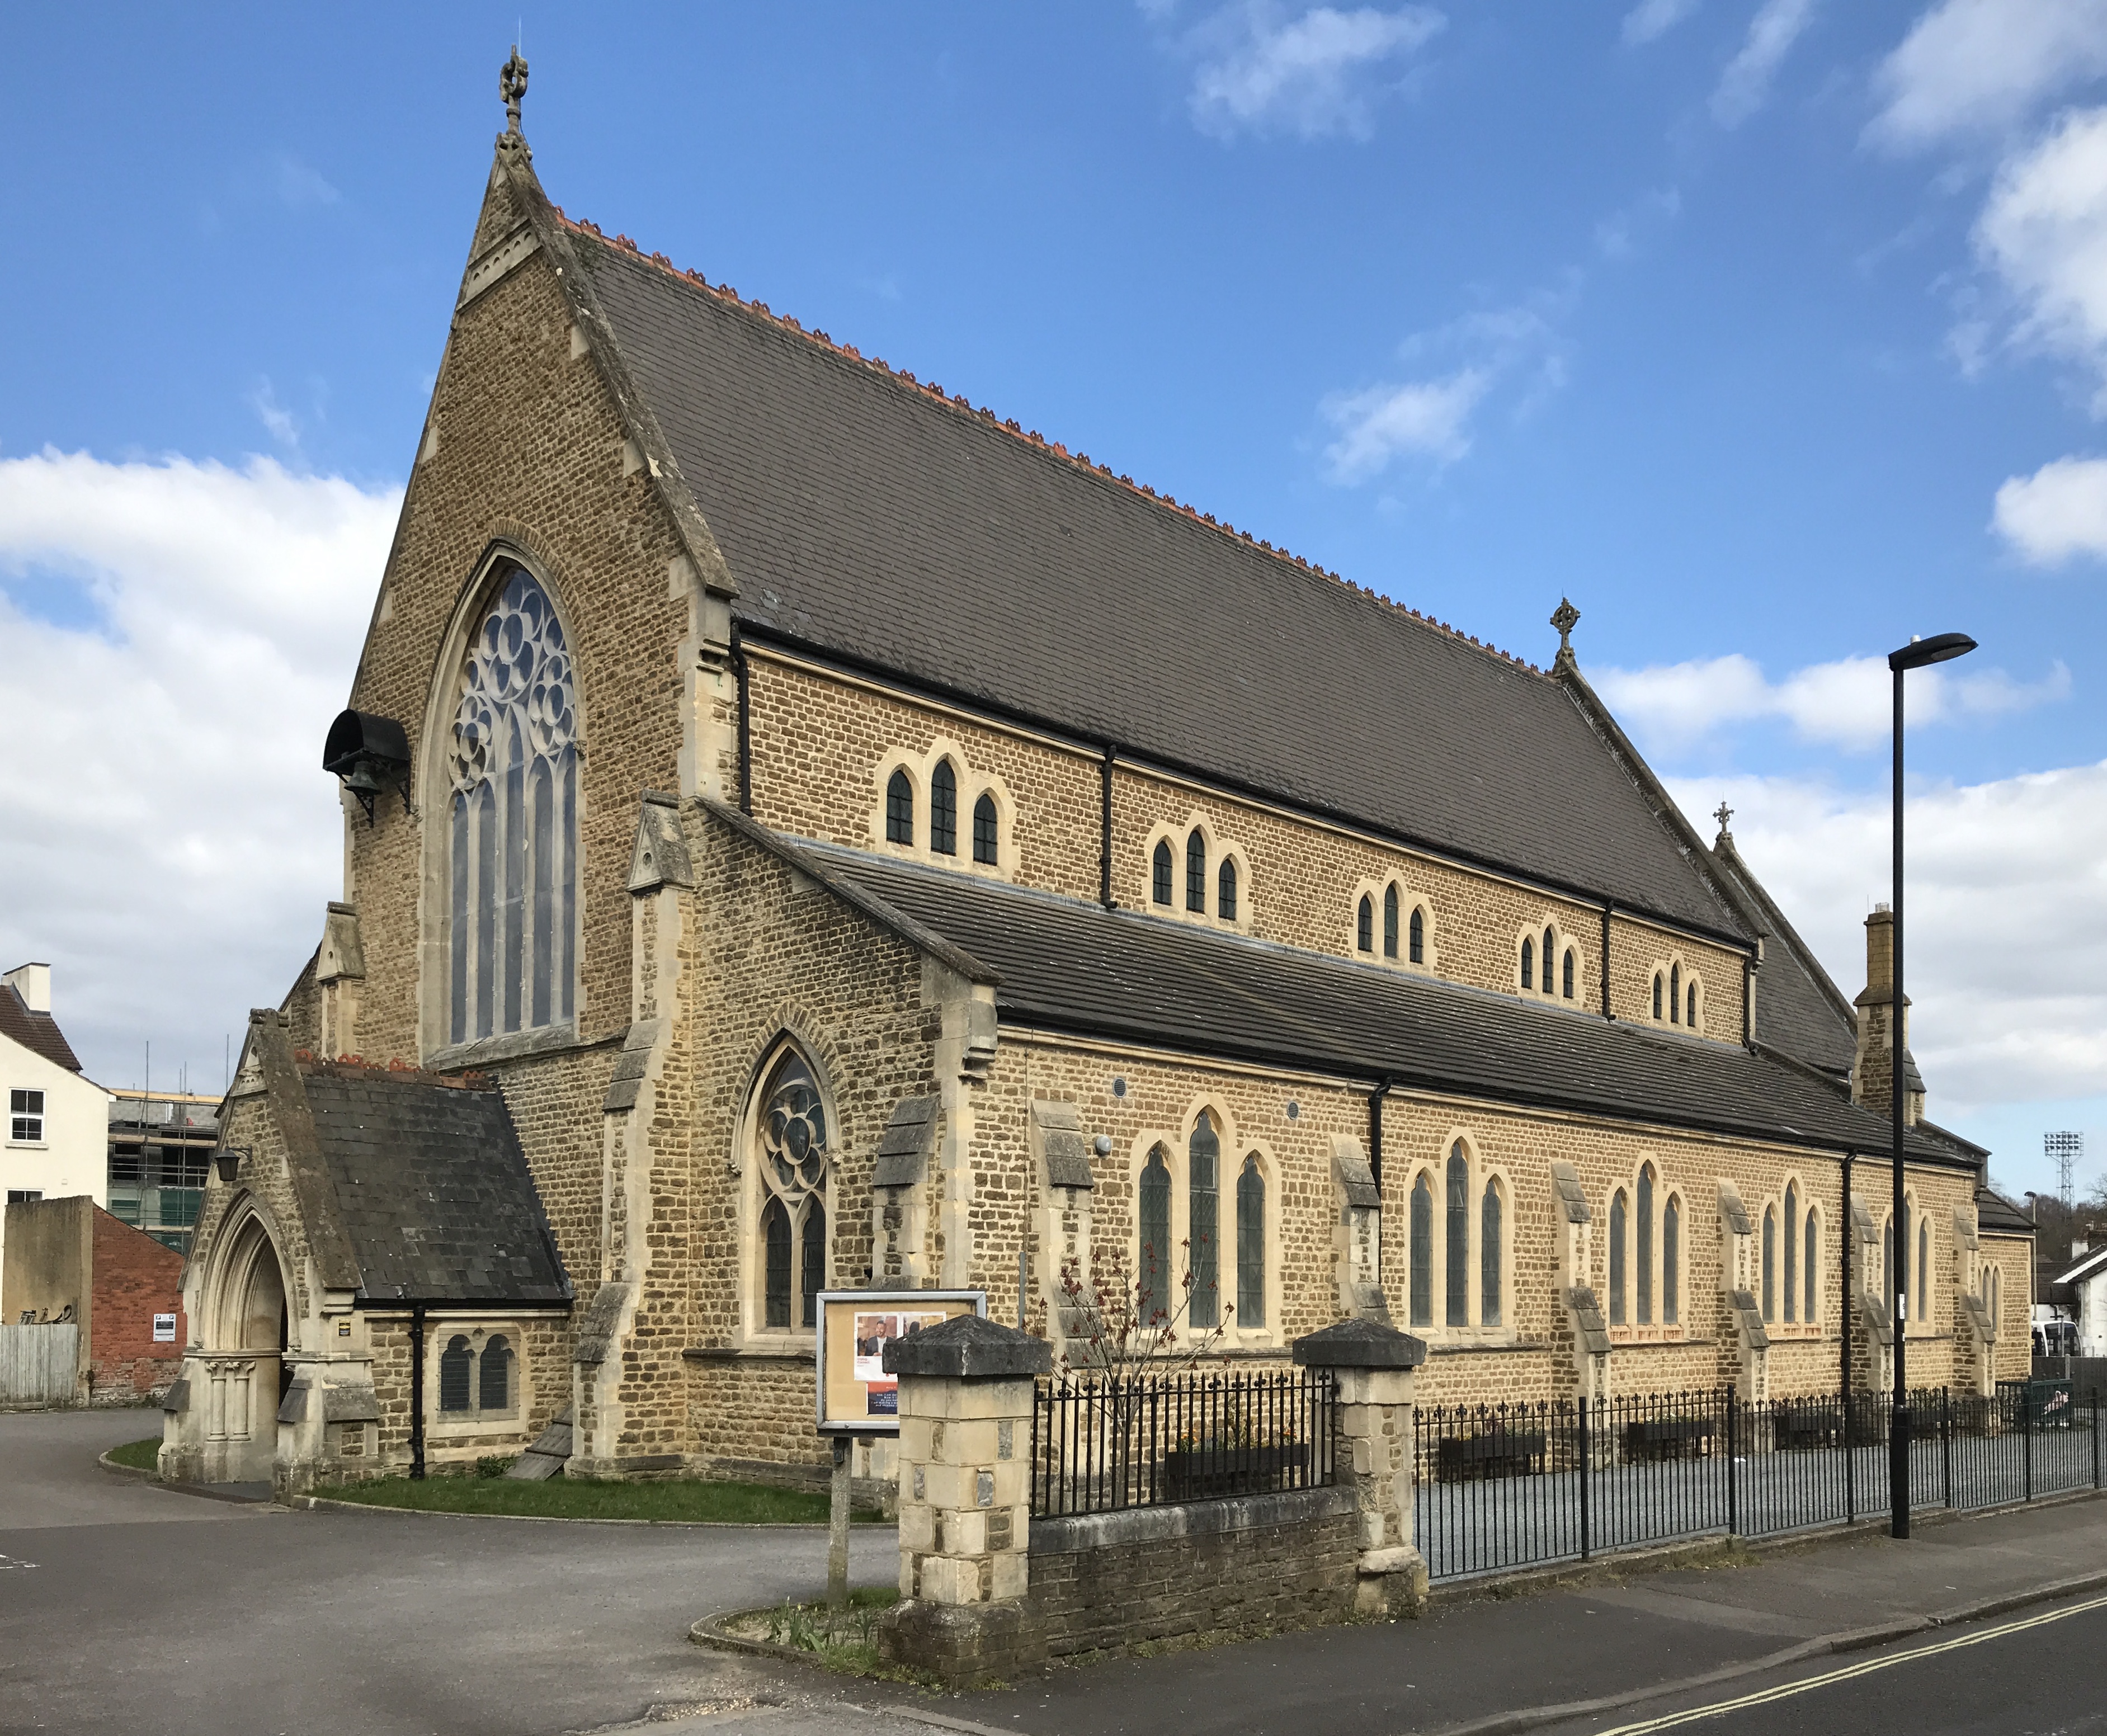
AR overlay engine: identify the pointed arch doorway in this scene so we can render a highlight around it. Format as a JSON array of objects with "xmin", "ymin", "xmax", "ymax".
[{"xmin": 198, "ymin": 1206, "xmax": 292, "ymax": 1484}]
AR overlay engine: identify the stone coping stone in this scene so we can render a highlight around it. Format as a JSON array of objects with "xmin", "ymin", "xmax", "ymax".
[
  {"xmin": 884, "ymin": 1312, "xmax": 1051, "ymax": 1379},
  {"xmin": 1293, "ymin": 1317, "xmax": 1427, "ymax": 1368},
  {"xmin": 1030, "ymin": 1483, "xmax": 1354, "ymax": 1554}
]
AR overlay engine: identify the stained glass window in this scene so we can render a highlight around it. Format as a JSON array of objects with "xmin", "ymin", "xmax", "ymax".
[
  {"xmin": 1784, "ymin": 1183, "xmax": 1799, "ymax": 1322},
  {"xmin": 886, "ymin": 768, "xmax": 914, "ymax": 843},
  {"xmin": 1804, "ymin": 1208, "xmax": 1819, "ymax": 1323},
  {"xmin": 1638, "ymin": 1165, "xmax": 1655, "ymax": 1324},
  {"xmin": 447, "ymin": 564, "xmax": 577, "ymax": 1045},
  {"xmin": 1139, "ymin": 1147, "xmax": 1172, "ymax": 1324},
  {"xmin": 1383, "ymin": 885, "xmax": 1399, "ymax": 959},
  {"xmin": 1153, "ymin": 839, "xmax": 1173, "ymax": 906},
  {"xmin": 930, "ymin": 761, "xmax": 958, "ymax": 856},
  {"xmin": 1410, "ymin": 1173, "xmax": 1433, "ymax": 1328},
  {"xmin": 1237, "ymin": 1155, "xmax": 1265, "ymax": 1327},
  {"xmin": 1218, "ymin": 858, "xmax": 1238, "ymax": 922},
  {"xmin": 756, "ymin": 1049, "xmax": 829, "ymax": 1332},
  {"xmin": 1186, "ymin": 831, "xmax": 1206, "ymax": 913},
  {"xmin": 1189, "ymin": 1114, "xmax": 1219, "ymax": 1328},
  {"xmin": 1480, "ymin": 1179, "xmax": 1502, "ymax": 1328},
  {"xmin": 1409, "ymin": 905, "xmax": 1425, "ymax": 964},
  {"xmin": 1609, "ymin": 1192, "xmax": 1627, "ymax": 1325},
  {"xmin": 1663, "ymin": 1195, "xmax": 1680, "ymax": 1325},
  {"xmin": 1445, "ymin": 1143, "xmax": 1469, "ymax": 1327},
  {"xmin": 973, "ymin": 792, "xmax": 999, "ymax": 865}
]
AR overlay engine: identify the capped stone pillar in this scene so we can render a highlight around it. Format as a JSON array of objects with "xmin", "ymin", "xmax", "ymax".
[
  {"xmin": 876, "ymin": 1314, "xmax": 1051, "ymax": 1687},
  {"xmin": 1294, "ymin": 1317, "xmax": 1429, "ymax": 1616}
]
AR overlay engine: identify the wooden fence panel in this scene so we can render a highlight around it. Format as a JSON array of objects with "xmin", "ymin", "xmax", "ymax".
[{"xmin": 0, "ymin": 1323, "xmax": 82, "ymax": 1404}]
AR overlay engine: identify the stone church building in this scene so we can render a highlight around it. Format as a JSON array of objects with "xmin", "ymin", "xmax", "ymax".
[{"xmin": 161, "ymin": 73, "xmax": 2033, "ymax": 1495}]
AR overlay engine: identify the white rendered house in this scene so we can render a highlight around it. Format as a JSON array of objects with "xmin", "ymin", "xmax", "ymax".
[{"xmin": 0, "ymin": 964, "xmax": 111, "ymax": 1295}]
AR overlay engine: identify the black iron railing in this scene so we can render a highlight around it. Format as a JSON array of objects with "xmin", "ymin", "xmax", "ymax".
[
  {"xmin": 1415, "ymin": 1383, "xmax": 2101, "ymax": 1583},
  {"xmin": 1030, "ymin": 1369, "xmax": 1335, "ymax": 1518}
]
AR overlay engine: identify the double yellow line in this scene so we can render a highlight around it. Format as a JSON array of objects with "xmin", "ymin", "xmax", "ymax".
[{"xmin": 1592, "ymin": 1589, "xmax": 2107, "ymax": 1734}]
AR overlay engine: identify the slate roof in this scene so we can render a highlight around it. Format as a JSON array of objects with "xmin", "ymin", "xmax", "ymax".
[
  {"xmin": 1710, "ymin": 836, "xmax": 1858, "ymax": 1080},
  {"xmin": 570, "ymin": 230, "xmax": 1751, "ymax": 942},
  {"xmin": 1977, "ymin": 1187, "xmax": 2037, "ymax": 1237},
  {"xmin": 798, "ymin": 841, "xmax": 1971, "ymax": 1168},
  {"xmin": 301, "ymin": 1072, "xmax": 571, "ymax": 1305},
  {"xmin": 0, "ymin": 982, "xmax": 82, "ymax": 1073}
]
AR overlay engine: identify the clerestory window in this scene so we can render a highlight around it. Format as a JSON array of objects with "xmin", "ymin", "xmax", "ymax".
[
  {"xmin": 973, "ymin": 792, "xmax": 999, "ymax": 865},
  {"xmin": 1186, "ymin": 831, "xmax": 1207, "ymax": 914},
  {"xmin": 1383, "ymin": 886, "xmax": 1399, "ymax": 959},
  {"xmin": 446, "ymin": 564, "xmax": 578, "ymax": 1046},
  {"xmin": 885, "ymin": 768, "xmax": 914, "ymax": 845},
  {"xmin": 1153, "ymin": 839, "xmax": 1173, "ymax": 907},
  {"xmin": 1357, "ymin": 895, "xmax": 1374, "ymax": 954},
  {"xmin": 930, "ymin": 761, "xmax": 958, "ymax": 856},
  {"xmin": 1218, "ymin": 858, "xmax": 1238, "ymax": 922},
  {"xmin": 1408, "ymin": 905, "xmax": 1425, "ymax": 965}
]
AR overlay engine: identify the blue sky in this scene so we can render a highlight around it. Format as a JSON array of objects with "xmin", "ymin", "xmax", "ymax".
[{"xmin": 3, "ymin": 3, "xmax": 2103, "ymax": 1202}]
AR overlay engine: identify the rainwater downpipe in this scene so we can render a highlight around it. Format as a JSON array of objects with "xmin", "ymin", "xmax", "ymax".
[
  {"xmin": 1098, "ymin": 745, "xmax": 1116, "ymax": 909},
  {"xmin": 410, "ymin": 1301, "xmax": 427, "ymax": 1481},
  {"xmin": 1368, "ymin": 1075, "xmax": 1394, "ymax": 1281},
  {"xmin": 733, "ymin": 628, "xmax": 752, "ymax": 815},
  {"xmin": 1600, "ymin": 904, "xmax": 1613, "ymax": 1019}
]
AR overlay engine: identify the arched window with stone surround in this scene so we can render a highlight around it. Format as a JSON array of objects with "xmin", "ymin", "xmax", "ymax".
[
  {"xmin": 1357, "ymin": 895, "xmax": 1374, "ymax": 954},
  {"xmin": 1918, "ymin": 1216, "xmax": 1931, "ymax": 1325},
  {"xmin": 1153, "ymin": 839, "xmax": 1173, "ymax": 907},
  {"xmin": 440, "ymin": 1334, "xmax": 473, "ymax": 1412},
  {"xmin": 1237, "ymin": 1155, "xmax": 1265, "ymax": 1328},
  {"xmin": 1521, "ymin": 936, "xmax": 1535, "ymax": 990},
  {"xmin": 1410, "ymin": 1173, "xmax": 1434, "ymax": 1328},
  {"xmin": 752, "ymin": 1046, "xmax": 829, "ymax": 1333},
  {"xmin": 1562, "ymin": 949, "xmax": 1575, "ymax": 1001},
  {"xmin": 1542, "ymin": 927, "xmax": 1555, "ymax": 990},
  {"xmin": 1445, "ymin": 1143, "xmax": 1470, "ymax": 1327},
  {"xmin": 1609, "ymin": 1190, "xmax": 1628, "ymax": 1325},
  {"xmin": 973, "ymin": 792, "xmax": 999, "ymax": 865},
  {"xmin": 1189, "ymin": 1113, "xmax": 1220, "ymax": 1328},
  {"xmin": 1663, "ymin": 1194, "xmax": 1681, "ymax": 1325},
  {"xmin": 929, "ymin": 760, "xmax": 958, "ymax": 856},
  {"xmin": 1637, "ymin": 1164, "xmax": 1656, "ymax": 1324},
  {"xmin": 1653, "ymin": 973, "xmax": 1663, "ymax": 1020},
  {"xmin": 1784, "ymin": 1183, "xmax": 1799, "ymax": 1323},
  {"xmin": 1139, "ymin": 1147, "xmax": 1172, "ymax": 1324},
  {"xmin": 1670, "ymin": 963, "xmax": 1682, "ymax": 1025},
  {"xmin": 1762, "ymin": 1207, "xmax": 1777, "ymax": 1323},
  {"xmin": 1383, "ymin": 886, "xmax": 1399, "ymax": 959},
  {"xmin": 1217, "ymin": 858, "xmax": 1238, "ymax": 922},
  {"xmin": 1686, "ymin": 980, "xmax": 1699, "ymax": 1027},
  {"xmin": 479, "ymin": 1334, "xmax": 513, "ymax": 1411},
  {"xmin": 885, "ymin": 768, "xmax": 914, "ymax": 845},
  {"xmin": 1480, "ymin": 1177, "xmax": 1503, "ymax": 1328},
  {"xmin": 1186, "ymin": 830, "xmax": 1207, "ymax": 913},
  {"xmin": 1409, "ymin": 905, "xmax": 1425, "ymax": 965},
  {"xmin": 446, "ymin": 563, "xmax": 578, "ymax": 1046},
  {"xmin": 1804, "ymin": 1205, "xmax": 1820, "ymax": 1324}
]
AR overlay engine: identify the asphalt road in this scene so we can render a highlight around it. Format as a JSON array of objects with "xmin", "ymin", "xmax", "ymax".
[{"xmin": 0, "ymin": 1408, "xmax": 904, "ymax": 1736}]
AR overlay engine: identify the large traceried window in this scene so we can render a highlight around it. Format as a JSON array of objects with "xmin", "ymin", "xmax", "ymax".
[
  {"xmin": 447, "ymin": 564, "xmax": 578, "ymax": 1046},
  {"xmin": 754, "ymin": 1048, "xmax": 829, "ymax": 1331}
]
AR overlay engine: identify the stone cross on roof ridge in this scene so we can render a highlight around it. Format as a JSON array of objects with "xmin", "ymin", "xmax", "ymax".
[
  {"xmin": 1550, "ymin": 597, "xmax": 1581, "ymax": 664},
  {"xmin": 500, "ymin": 48, "xmax": 529, "ymax": 139},
  {"xmin": 1713, "ymin": 801, "xmax": 1733, "ymax": 844}
]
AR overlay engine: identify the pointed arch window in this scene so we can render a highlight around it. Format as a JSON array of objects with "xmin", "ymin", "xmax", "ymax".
[
  {"xmin": 1652, "ymin": 974, "xmax": 1663, "ymax": 1020},
  {"xmin": 1383, "ymin": 886, "xmax": 1399, "ymax": 959},
  {"xmin": 1670, "ymin": 963, "xmax": 1682, "ymax": 1025},
  {"xmin": 1357, "ymin": 895, "xmax": 1374, "ymax": 954},
  {"xmin": 1139, "ymin": 1147, "xmax": 1172, "ymax": 1325},
  {"xmin": 1762, "ymin": 1207, "xmax": 1777, "ymax": 1323},
  {"xmin": 447, "ymin": 563, "xmax": 577, "ymax": 1045},
  {"xmin": 1480, "ymin": 1177, "xmax": 1503, "ymax": 1328},
  {"xmin": 930, "ymin": 761, "xmax": 958, "ymax": 856},
  {"xmin": 886, "ymin": 768, "xmax": 915, "ymax": 845},
  {"xmin": 1663, "ymin": 1195, "xmax": 1681, "ymax": 1325},
  {"xmin": 1542, "ymin": 928, "xmax": 1555, "ymax": 990},
  {"xmin": 1917, "ymin": 1216, "xmax": 1930, "ymax": 1324},
  {"xmin": 1186, "ymin": 831, "xmax": 1207, "ymax": 913},
  {"xmin": 1153, "ymin": 839, "xmax": 1173, "ymax": 906},
  {"xmin": 1562, "ymin": 949, "xmax": 1575, "ymax": 1001},
  {"xmin": 1408, "ymin": 905, "xmax": 1425, "ymax": 965},
  {"xmin": 1883, "ymin": 1218, "xmax": 1896, "ymax": 1315},
  {"xmin": 1237, "ymin": 1155, "xmax": 1266, "ymax": 1328},
  {"xmin": 1189, "ymin": 1114, "xmax": 1220, "ymax": 1328},
  {"xmin": 1445, "ymin": 1143, "xmax": 1470, "ymax": 1327},
  {"xmin": 479, "ymin": 1334, "xmax": 513, "ymax": 1412},
  {"xmin": 1804, "ymin": 1206, "xmax": 1820, "ymax": 1323},
  {"xmin": 754, "ymin": 1048, "xmax": 829, "ymax": 1332},
  {"xmin": 1637, "ymin": 1165, "xmax": 1656, "ymax": 1324},
  {"xmin": 439, "ymin": 1334, "xmax": 474, "ymax": 1412},
  {"xmin": 1784, "ymin": 1183, "xmax": 1799, "ymax": 1322},
  {"xmin": 1686, "ymin": 981, "xmax": 1699, "ymax": 1027},
  {"xmin": 1410, "ymin": 1173, "xmax": 1434, "ymax": 1328},
  {"xmin": 973, "ymin": 792, "xmax": 1000, "ymax": 865},
  {"xmin": 1521, "ymin": 936, "xmax": 1535, "ymax": 990},
  {"xmin": 1217, "ymin": 858, "xmax": 1238, "ymax": 922},
  {"xmin": 1609, "ymin": 1191, "xmax": 1628, "ymax": 1325}
]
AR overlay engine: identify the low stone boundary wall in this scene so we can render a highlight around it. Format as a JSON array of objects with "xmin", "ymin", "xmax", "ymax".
[{"xmin": 1030, "ymin": 1484, "xmax": 1359, "ymax": 1659}]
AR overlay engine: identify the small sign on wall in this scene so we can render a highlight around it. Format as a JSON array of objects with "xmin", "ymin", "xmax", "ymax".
[
  {"xmin": 814, "ymin": 1290, "xmax": 984, "ymax": 1435},
  {"xmin": 152, "ymin": 1314, "xmax": 176, "ymax": 1343}
]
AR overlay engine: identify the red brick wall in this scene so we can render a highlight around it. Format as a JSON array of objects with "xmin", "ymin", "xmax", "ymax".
[{"xmin": 89, "ymin": 1207, "xmax": 186, "ymax": 1400}]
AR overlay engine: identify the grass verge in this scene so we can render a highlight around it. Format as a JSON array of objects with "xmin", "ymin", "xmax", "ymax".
[
  {"xmin": 307, "ymin": 1472, "xmax": 885, "ymax": 1525},
  {"xmin": 723, "ymin": 1588, "xmax": 903, "ymax": 1676},
  {"xmin": 107, "ymin": 1438, "xmax": 161, "ymax": 1473}
]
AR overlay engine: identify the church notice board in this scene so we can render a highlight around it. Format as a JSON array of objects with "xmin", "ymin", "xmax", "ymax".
[{"xmin": 814, "ymin": 1290, "xmax": 985, "ymax": 1436}]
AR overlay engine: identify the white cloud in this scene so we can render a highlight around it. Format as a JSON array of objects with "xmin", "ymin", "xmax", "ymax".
[
  {"xmin": 1672, "ymin": 763, "xmax": 2107, "ymax": 1113},
  {"xmin": 1995, "ymin": 452, "xmax": 2107, "ymax": 561},
  {"xmin": 0, "ymin": 449, "xmax": 399, "ymax": 1088},
  {"xmin": 1597, "ymin": 650, "xmax": 2069, "ymax": 751},
  {"xmin": 1320, "ymin": 369, "xmax": 1487, "ymax": 478},
  {"xmin": 1186, "ymin": 3, "xmax": 1445, "ymax": 140},
  {"xmin": 1623, "ymin": 0, "xmax": 1698, "ymax": 48},
  {"xmin": 1868, "ymin": 0, "xmax": 2107, "ymax": 154},
  {"xmin": 1710, "ymin": 0, "xmax": 1820, "ymax": 129},
  {"xmin": 1975, "ymin": 105, "xmax": 2107, "ymax": 394}
]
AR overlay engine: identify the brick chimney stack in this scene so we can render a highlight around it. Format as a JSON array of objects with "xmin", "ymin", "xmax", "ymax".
[{"xmin": 1852, "ymin": 906, "xmax": 1922, "ymax": 1125}]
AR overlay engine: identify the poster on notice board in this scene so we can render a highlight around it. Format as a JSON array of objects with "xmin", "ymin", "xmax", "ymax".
[{"xmin": 813, "ymin": 1289, "xmax": 985, "ymax": 1435}]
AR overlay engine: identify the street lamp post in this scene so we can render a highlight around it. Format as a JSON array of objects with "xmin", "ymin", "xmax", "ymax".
[{"xmin": 1886, "ymin": 630, "xmax": 1976, "ymax": 1540}]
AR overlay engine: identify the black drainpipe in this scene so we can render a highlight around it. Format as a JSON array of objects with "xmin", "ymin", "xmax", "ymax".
[
  {"xmin": 409, "ymin": 1301, "xmax": 427, "ymax": 1481},
  {"xmin": 1742, "ymin": 955, "xmax": 1754, "ymax": 1047},
  {"xmin": 1841, "ymin": 1153, "xmax": 1855, "ymax": 1485},
  {"xmin": 1368, "ymin": 1075, "xmax": 1395, "ymax": 1280},
  {"xmin": 1600, "ymin": 904, "xmax": 1614, "ymax": 1019},
  {"xmin": 1098, "ymin": 746, "xmax": 1116, "ymax": 909},
  {"xmin": 732, "ymin": 628, "xmax": 752, "ymax": 815}
]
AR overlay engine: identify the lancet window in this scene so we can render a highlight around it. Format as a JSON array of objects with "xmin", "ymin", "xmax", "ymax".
[{"xmin": 446, "ymin": 563, "xmax": 578, "ymax": 1046}]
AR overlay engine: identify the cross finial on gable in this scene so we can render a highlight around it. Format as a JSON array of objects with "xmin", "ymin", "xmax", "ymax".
[
  {"xmin": 500, "ymin": 47, "xmax": 530, "ymax": 139},
  {"xmin": 1550, "ymin": 597, "xmax": 1581, "ymax": 666},
  {"xmin": 1713, "ymin": 801, "xmax": 1733, "ymax": 842}
]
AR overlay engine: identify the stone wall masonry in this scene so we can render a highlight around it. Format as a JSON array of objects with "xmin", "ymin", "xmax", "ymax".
[
  {"xmin": 1027, "ymin": 1487, "xmax": 1360, "ymax": 1660},
  {"xmin": 337, "ymin": 224, "xmax": 692, "ymax": 1070},
  {"xmin": 737, "ymin": 652, "xmax": 1751, "ymax": 1039}
]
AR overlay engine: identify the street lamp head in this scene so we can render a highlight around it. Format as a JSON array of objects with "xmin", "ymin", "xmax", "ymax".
[{"xmin": 1888, "ymin": 631, "xmax": 1977, "ymax": 672}]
